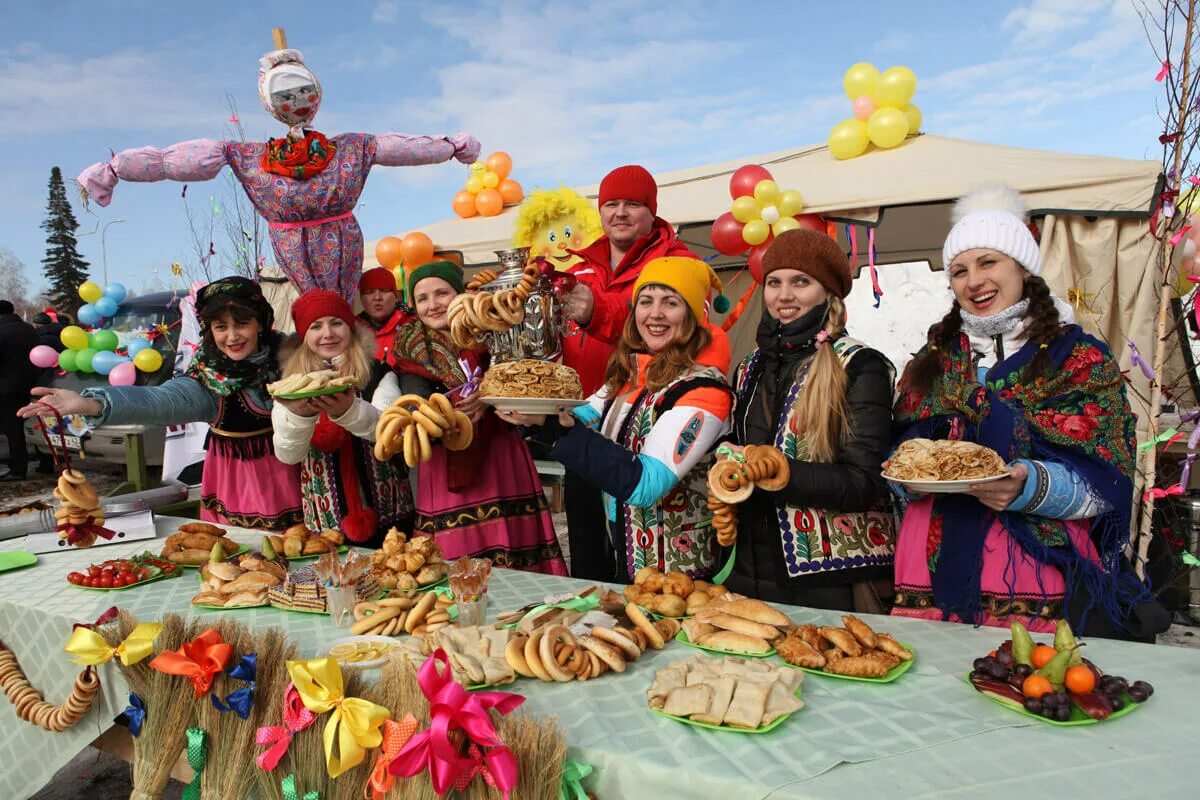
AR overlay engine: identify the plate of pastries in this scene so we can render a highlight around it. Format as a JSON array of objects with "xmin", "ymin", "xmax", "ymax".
[
  {"xmin": 267, "ymin": 369, "xmax": 355, "ymax": 399},
  {"xmin": 775, "ymin": 615, "xmax": 915, "ymax": 681},
  {"xmin": 480, "ymin": 360, "xmax": 586, "ymax": 414},
  {"xmin": 883, "ymin": 438, "xmax": 1009, "ymax": 493}
]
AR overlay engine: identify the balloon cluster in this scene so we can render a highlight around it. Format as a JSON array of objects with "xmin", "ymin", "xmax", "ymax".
[
  {"xmin": 76, "ymin": 282, "xmax": 128, "ymax": 327},
  {"xmin": 33, "ymin": 328, "xmax": 163, "ymax": 386},
  {"xmin": 452, "ymin": 151, "xmax": 524, "ymax": 218},
  {"xmin": 828, "ymin": 63, "xmax": 921, "ymax": 160},
  {"xmin": 710, "ymin": 165, "xmax": 825, "ymax": 281},
  {"xmin": 374, "ymin": 232, "xmax": 436, "ymax": 290}
]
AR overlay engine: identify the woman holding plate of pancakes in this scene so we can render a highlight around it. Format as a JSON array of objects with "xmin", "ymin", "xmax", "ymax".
[
  {"xmin": 889, "ymin": 185, "xmax": 1167, "ymax": 641},
  {"xmin": 390, "ymin": 260, "xmax": 567, "ymax": 575},
  {"xmin": 499, "ymin": 257, "xmax": 734, "ymax": 584},
  {"xmin": 720, "ymin": 229, "xmax": 897, "ymax": 611}
]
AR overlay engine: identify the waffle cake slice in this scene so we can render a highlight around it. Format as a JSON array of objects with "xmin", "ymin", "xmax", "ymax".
[{"xmin": 268, "ymin": 564, "xmax": 381, "ymax": 613}]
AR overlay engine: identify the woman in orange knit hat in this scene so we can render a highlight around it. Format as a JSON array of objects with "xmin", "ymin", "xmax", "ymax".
[{"xmin": 501, "ymin": 256, "xmax": 733, "ymax": 582}]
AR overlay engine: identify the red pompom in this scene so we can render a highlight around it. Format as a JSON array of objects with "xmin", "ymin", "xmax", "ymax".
[
  {"xmin": 310, "ymin": 415, "xmax": 348, "ymax": 454},
  {"xmin": 341, "ymin": 508, "xmax": 378, "ymax": 543}
]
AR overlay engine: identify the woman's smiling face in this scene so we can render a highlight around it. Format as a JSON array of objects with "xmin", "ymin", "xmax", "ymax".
[
  {"xmin": 762, "ymin": 268, "xmax": 828, "ymax": 325},
  {"xmin": 634, "ymin": 285, "xmax": 689, "ymax": 353},
  {"xmin": 948, "ymin": 248, "xmax": 1027, "ymax": 316}
]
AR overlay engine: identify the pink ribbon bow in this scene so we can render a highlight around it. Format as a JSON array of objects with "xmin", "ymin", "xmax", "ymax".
[
  {"xmin": 255, "ymin": 683, "xmax": 317, "ymax": 772},
  {"xmin": 1143, "ymin": 484, "xmax": 1184, "ymax": 502},
  {"xmin": 1156, "ymin": 60, "xmax": 1172, "ymax": 82},
  {"xmin": 388, "ymin": 650, "xmax": 523, "ymax": 798}
]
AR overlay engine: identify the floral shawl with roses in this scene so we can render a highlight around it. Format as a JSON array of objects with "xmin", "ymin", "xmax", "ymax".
[{"xmin": 893, "ymin": 324, "xmax": 1148, "ymax": 629}]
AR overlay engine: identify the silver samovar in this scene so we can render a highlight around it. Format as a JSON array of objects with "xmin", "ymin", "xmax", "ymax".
[{"xmin": 477, "ymin": 247, "xmax": 567, "ymax": 362}]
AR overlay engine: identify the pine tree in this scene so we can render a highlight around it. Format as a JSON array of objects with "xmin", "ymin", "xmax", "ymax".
[{"xmin": 40, "ymin": 166, "xmax": 90, "ymax": 316}]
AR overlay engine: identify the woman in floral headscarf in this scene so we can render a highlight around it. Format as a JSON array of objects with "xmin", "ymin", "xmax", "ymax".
[{"xmin": 20, "ymin": 277, "xmax": 303, "ymax": 529}]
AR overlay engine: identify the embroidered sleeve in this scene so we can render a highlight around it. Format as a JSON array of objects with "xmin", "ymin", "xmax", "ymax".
[
  {"xmin": 78, "ymin": 140, "xmax": 228, "ymax": 207},
  {"xmin": 1006, "ymin": 458, "xmax": 1111, "ymax": 520}
]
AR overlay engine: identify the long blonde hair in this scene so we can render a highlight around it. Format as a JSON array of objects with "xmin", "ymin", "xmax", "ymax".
[
  {"xmin": 793, "ymin": 296, "xmax": 851, "ymax": 462},
  {"xmin": 603, "ymin": 307, "xmax": 711, "ymax": 397},
  {"xmin": 282, "ymin": 322, "xmax": 373, "ymax": 391}
]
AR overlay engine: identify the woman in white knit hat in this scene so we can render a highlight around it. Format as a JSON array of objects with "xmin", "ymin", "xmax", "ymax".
[{"xmin": 888, "ymin": 186, "xmax": 1164, "ymax": 640}]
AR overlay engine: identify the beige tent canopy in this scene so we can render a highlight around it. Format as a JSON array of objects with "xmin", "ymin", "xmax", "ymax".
[{"xmin": 365, "ymin": 134, "xmax": 1165, "ymax": 421}]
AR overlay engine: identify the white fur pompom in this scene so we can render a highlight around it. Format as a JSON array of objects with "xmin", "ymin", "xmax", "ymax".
[{"xmin": 951, "ymin": 185, "xmax": 1028, "ymax": 224}]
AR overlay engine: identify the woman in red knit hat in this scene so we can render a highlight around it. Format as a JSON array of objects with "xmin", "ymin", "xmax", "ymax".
[{"xmin": 271, "ymin": 288, "xmax": 414, "ymax": 547}]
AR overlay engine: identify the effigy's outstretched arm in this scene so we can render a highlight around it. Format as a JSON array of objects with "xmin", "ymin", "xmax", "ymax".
[
  {"xmin": 77, "ymin": 139, "xmax": 230, "ymax": 207},
  {"xmin": 373, "ymin": 132, "xmax": 481, "ymax": 168}
]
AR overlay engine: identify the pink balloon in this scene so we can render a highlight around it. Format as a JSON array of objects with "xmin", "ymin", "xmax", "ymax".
[
  {"xmin": 852, "ymin": 95, "xmax": 876, "ymax": 121},
  {"xmin": 109, "ymin": 361, "xmax": 138, "ymax": 386},
  {"xmin": 729, "ymin": 165, "xmax": 773, "ymax": 199},
  {"xmin": 29, "ymin": 345, "xmax": 59, "ymax": 368}
]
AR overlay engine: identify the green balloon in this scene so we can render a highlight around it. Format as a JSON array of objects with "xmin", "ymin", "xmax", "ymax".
[
  {"xmin": 58, "ymin": 349, "xmax": 78, "ymax": 372},
  {"xmin": 90, "ymin": 329, "xmax": 119, "ymax": 352},
  {"xmin": 76, "ymin": 347, "xmax": 98, "ymax": 373}
]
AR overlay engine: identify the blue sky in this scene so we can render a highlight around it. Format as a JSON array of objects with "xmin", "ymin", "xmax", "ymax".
[{"xmin": 0, "ymin": 0, "xmax": 1160, "ymax": 299}]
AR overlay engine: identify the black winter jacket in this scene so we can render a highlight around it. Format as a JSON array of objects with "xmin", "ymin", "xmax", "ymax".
[
  {"xmin": 0, "ymin": 313, "xmax": 39, "ymax": 395},
  {"xmin": 724, "ymin": 305, "xmax": 894, "ymax": 605}
]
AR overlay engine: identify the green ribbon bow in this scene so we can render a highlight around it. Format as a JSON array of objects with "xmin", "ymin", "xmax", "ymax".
[
  {"xmin": 282, "ymin": 773, "xmax": 320, "ymax": 800},
  {"xmin": 1183, "ymin": 551, "xmax": 1200, "ymax": 567},
  {"xmin": 181, "ymin": 728, "xmax": 207, "ymax": 800},
  {"xmin": 715, "ymin": 444, "xmax": 746, "ymax": 463},
  {"xmin": 559, "ymin": 758, "xmax": 593, "ymax": 800},
  {"xmin": 709, "ymin": 445, "xmax": 745, "ymax": 586},
  {"xmin": 1139, "ymin": 427, "xmax": 1180, "ymax": 453}
]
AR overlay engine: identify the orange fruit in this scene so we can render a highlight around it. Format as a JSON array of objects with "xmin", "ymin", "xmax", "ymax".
[
  {"xmin": 1023, "ymin": 674, "xmax": 1053, "ymax": 699},
  {"xmin": 1064, "ymin": 665, "xmax": 1096, "ymax": 694},
  {"xmin": 1031, "ymin": 645, "xmax": 1057, "ymax": 669}
]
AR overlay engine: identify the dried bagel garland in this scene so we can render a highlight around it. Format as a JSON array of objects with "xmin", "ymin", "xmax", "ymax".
[
  {"xmin": 53, "ymin": 468, "xmax": 111, "ymax": 547},
  {"xmin": 706, "ymin": 445, "xmax": 790, "ymax": 546},
  {"xmin": 0, "ymin": 643, "xmax": 100, "ymax": 732},
  {"xmin": 447, "ymin": 264, "xmax": 541, "ymax": 349},
  {"xmin": 373, "ymin": 393, "xmax": 474, "ymax": 467}
]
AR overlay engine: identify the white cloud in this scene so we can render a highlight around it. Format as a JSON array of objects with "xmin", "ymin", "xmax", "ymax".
[
  {"xmin": 1003, "ymin": 0, "xmax": 1110, "ymax": 46},
  {"xmin": 372, "ymin": 1, "xmax": 400, "ymax": 23}
]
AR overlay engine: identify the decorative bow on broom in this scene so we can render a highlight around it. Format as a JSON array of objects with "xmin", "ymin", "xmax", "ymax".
[
  {"xmin": 388, "ymin": 649, "xmax": 523, "ymax": 799},
  {"xmin": 212, "ymin": 653, "xmax": 256, "ymax": 719},
  {"xmin": 149, "ymin": 628, "xmax": 233, "ymax": 697},
  {"xmin": 64, "ymin": 622, "xmax": 162, "ymax": 666},
  {"xmin": 256, "ymin": 682, "xmax": 316, "ymax": 771},
  {"xmin": 286, "ymin": 657, "xmax": 391, "ymax": 778}
]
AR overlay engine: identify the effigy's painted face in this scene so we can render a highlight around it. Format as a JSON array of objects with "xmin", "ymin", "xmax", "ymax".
[
  {"xmin": 529, "ymin": 213, "xmax": 589, "ymax": 269},
  {"xmin": 268, "ymin": 75, "xmax": 322, "ymax": 127}
]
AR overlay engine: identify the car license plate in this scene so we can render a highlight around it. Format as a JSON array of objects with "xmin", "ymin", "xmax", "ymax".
[{"xmin": 48, "ymin": 433, "xmax": 83, "ymax": 451}]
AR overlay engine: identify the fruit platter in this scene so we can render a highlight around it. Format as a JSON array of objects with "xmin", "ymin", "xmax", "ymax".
[
  {"xmin": 967, "ymin": 620, "xmax": 1153, "ymax": 725},
  {"xmin": 67, "ymin": 552, "xmax": 183, "ymax": 590}
]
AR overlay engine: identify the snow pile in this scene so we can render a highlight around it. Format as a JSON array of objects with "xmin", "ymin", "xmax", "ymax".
[{"xmin": 843, "ymin": 261, "xmax": 952, "ymax": 375}]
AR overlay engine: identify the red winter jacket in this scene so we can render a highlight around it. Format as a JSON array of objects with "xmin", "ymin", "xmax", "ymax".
[
  {"xmin": 360, "ymin": 307, "xmax": 413, "ymax": 367},
  {"xmin": 563, "ymin": 218, "xmax": 697, "ymax": 395}
]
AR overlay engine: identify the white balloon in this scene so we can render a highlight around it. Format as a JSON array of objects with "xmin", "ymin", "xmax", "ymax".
[{"xmin": 760, "ymin": 206, "xmax": 781, "ymax": 225}]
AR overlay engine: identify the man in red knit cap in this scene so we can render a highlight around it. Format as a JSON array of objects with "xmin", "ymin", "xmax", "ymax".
[
  {"xmin": 357, "ymin": 267, "xmax": 412, "ymax": 367},
  {"xmin": 560, "ymin": 164, "xmax": 697, "ymax": 580}
]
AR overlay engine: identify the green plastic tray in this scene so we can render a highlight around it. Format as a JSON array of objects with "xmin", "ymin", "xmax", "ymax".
[
  {"xmin": 272, "ymin": 384, "xmax": 354, "ymax": 400},
  {"xmin": 72, "ymin": 565, "xmax": 182, "ymax": 592},
  {"xmin": 675, "ymin": 629, "xmax": 775, "ymax": 658},
  {"xmin": 0, "ymin": 552, "xmax": 38, "ymax": 572},
  {"xmin": 784, "ymin": 643, "xmax": 917, "ymax": 683},
  {"xmin": 283, "ymin": 545, "xmax": 349, "ymax": 562},
  {"xmin": 192, "ymin": 601, "xmax": 270, "ymax": 610},
  {"xmin": 963, "ymin": 672, "xmax": 1144, "ymax": 726},
  {"xmin": 649, "ymin": 683, "xmax": 803, "ymax": 733}
]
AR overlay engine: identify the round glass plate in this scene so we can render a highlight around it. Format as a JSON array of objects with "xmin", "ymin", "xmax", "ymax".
[{"xmin": 319, "ymin": 635, "xmax": 404, "ymax": 669}]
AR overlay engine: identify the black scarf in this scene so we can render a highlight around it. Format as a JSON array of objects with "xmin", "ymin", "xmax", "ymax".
[{"xmin": 739, "ymin": 304, "xmax": 828, "ymax": 444}]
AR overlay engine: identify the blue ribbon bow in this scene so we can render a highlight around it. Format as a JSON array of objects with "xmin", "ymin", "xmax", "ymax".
[
  {"xmin": 211, "ymin": 653, "xmax": 256, "ymax": 719},
  {"xmin": 116, "ymin": 692, "xmax": 146, "ymax": 737}
]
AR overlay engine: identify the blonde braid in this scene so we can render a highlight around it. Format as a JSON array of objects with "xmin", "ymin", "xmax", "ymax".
[{"xmin": 792, "ymin": 297, "xmax": 851, "ymax": 463}]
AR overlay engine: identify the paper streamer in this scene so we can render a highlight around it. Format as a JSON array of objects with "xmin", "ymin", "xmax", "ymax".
[{"xmin": 1127, "ymin": 340, "xmax": 1156, "ymax": 381}]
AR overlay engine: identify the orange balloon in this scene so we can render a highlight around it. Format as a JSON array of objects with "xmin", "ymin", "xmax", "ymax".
[
  {"xmin": 485, "ymin": 151, "xmax": 512, "ymax": 181},
  {"xmin": 498, "ymin": 179, "xmax": 524, "ymax": 206},
  {"xmin": 452, "ymin": 190, "xmax": 478, "ymax": 218},
  {"xmin": 399, "ymin": 232, "xmax": 435, "ymax": 268},
  {"xmin": 475, "ymin": 188, "xmax": 504, "ymax": 217},
  {"xmin": 374, "ymin": 236, "xmax": 404, "ymax": 269}
]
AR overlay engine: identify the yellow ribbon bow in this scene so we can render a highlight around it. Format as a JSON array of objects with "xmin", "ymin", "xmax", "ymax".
[
  {"xmin": 286, "ymin": 658, "xmax": 390, "ymax": 778},
  {"xmin": 64, "ymin": 622, "xmax": 163, "ymax": 666}
]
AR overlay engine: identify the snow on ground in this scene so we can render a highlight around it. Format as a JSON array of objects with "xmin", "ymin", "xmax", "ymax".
[{"xmin": 843, "ymin": 260, "xmax": 953, "ymax": 375}]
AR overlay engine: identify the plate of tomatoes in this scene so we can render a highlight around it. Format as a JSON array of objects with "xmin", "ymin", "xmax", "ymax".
[{"xmin": 67, "ymin": 553, "xmax": 183, "ymax": 591}]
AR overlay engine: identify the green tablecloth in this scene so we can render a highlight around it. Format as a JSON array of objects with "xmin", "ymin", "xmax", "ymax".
[{"xmin": 1, "ymin": 516, "xmax": 1197, "ymax": 799}]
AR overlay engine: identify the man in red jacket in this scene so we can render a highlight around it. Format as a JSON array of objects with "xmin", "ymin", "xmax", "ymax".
[
  {"xmin": 358, "ymin": 268, "xmax": 412, "ymax": 367},
  {"xmin": 559, "ymin": 165, "xmax": 697, "ymax": 580}
]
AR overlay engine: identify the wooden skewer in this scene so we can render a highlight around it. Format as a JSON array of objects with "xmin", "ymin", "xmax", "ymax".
[{"xmin": 272, "ymin": 27, "xmax": 288, "ymax": 50}]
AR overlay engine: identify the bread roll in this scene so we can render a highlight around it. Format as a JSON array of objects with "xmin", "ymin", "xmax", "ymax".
[{"xmin": 697, "ymin": 630, "xmax": 772, "ymax": 654}]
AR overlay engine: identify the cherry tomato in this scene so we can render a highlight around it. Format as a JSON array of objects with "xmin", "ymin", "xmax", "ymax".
[
  {"xmin": 98, "ymin": 576, "xmax": 113, "ymax": 589},
  {"xmin": 67, "ymin": 572, "xmax": 84, "ymax": 585},
  {"xmin": 82, "ymin": 576, "xmax": 95, "ymax": 587}
]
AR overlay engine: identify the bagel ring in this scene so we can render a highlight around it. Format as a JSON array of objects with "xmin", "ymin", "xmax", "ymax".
[
  {"xmin": 579, "ymin": 634, "xmax": 626, "ymax": 673},
  {"xmin": 442, "ymin": 411, "xmax": 474, "ymax": 451},
  {"xmin": 523, "ymin": 630, "xmax": 554, "ymax": 681},
  {"xmin": 538, "ymin": 625, "xmax": 578, "ymax": 682},
  {"xmin": 58, "ymin": 479, "xmax": 99, "ymax": 510},
  {"xmin": 590, "ymin": 626, "xmax": 641, "ymax": 661},
  {"xmin": 752, "ymin": 447, "xmax": 791, "ymax": 491},
  {"xmin": 708, "ymin": 461, "xmax": 753, "ymax": 504}
]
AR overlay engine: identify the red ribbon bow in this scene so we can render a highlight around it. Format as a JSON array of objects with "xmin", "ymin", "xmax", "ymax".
[
  {"xmin": 148, "ymin": 628, "xmax": 233, "ymax": 697},
  {"xmin": 1143, "ymin": 484, "xmax": 1184, "ymax": 502},
  {"xmin": 1156, "ymin": 60, "xmax": 1172, "ymax": 81},
  {"xmin": 388, "ymin": 650, "xmax": 523, "ymax": 798},
  {"xmin": 256, "ymin": 683, "xmax": 317, "ymax": 772}
]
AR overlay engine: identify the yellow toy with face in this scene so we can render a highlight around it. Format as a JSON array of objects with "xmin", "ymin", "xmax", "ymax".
[{"xmin": 512, "ymin": 188, "xmax": 603, "ymax": 269}]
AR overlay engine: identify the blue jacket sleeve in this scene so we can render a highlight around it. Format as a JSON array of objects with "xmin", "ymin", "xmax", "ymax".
[
  {"xmin": 79, "ymin": 377, "xmax": 220, "ymax": 427},
  {"xmin": 549, "ymin": 424, "xmax": 645, "ymax": 503}
]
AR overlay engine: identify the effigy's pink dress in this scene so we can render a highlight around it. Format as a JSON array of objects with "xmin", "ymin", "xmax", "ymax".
[{"xmin": 79, "ymin": 132, "xmax": 477, "ymax": 299}]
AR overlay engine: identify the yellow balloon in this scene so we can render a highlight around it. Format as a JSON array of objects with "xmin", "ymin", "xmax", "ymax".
[
  {"xmin": 133, "ymin": 348, "xmax": 164, "ymax": 373},
  {"xmin": 773, "ymin": 217, "xmax": 801, "ymax": 237},
  {"xmin": 875, "ymin": 66, "xmax": 917, "ymax": 108},
  {"xmin": 465, "ymin": 176, "xmax": 484, "ymax": 193},
  {"xmin": 731, "ymin": 196, "xmax": 761, "ymax": 223},
  {"xmin": 777, "ymin": 189, "xmax": 805, "ymax": 218},
  {"xmin": 828, "ymin": 119, "xmax": 870, "ymax": 160},
  {"xmin": 60, "ymin": 325, "xmax": 89, "ymax": 350},
  {"xmin": 482, "ymin": 171, "xmax": 500, "ymax": 189},
  {"xmin": 843, "ymin": 62, "xmax": 880, "ymax": 101},
  {"xmin": 391, "ymin": 266, "xmax": 406, "ymax": 291},
  {"xmin": 902, "ymin": 104, "xmax": 922, "ymax": 135},
  {"xmin": 867, "ymin": 107, "xmax": 909, "ymax": 149},
  {"xmin": 742, "ymin": 219, "xmax": 770, "ymax": 246},
  {"xmin": 79, "ymin": 281, "xmax": 103, "ymax": 303},
  {"xmin": 469, "ymin": 161, "xmax": 485, "ymax": 174},
  {"xmin": 753, "ymin": 179, "xmax": 780, "ymax": 205}
]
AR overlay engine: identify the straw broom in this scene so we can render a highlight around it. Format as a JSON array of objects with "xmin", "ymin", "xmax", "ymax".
[
  {"xmin": 463, "ymin": 713, "xmax": 566, "ymax": 800},
  {"xmin": 194, "ymin": 620, "xmax": 295, "ymax": 800},
  {"xmin": 102, "ymin": 611, "xmax": 197, "ymax": 800}
]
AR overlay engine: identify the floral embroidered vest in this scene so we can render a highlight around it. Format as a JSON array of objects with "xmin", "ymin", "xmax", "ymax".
[
  {"xmin": 607, "ymin": 365, "xmax": 728, "ymax": 580},
  {"xmin": 735, "ymin": 338, "xmax": 897, "ymax": 578}
]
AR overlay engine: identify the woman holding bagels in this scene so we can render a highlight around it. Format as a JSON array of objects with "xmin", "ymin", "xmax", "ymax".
[
  {"xmin": 890, "ymin": 186, "xmax": 1164, "ymax": 639},
  {"xmin": 500, "ymin": 256, "xmax": 733, "ymax": 583},
  {"xmin": 391, "ymin": 260, "xmax": 566, "ymax": 574},
  {"xmin": 19, "ymin": 277, "xmax": 302, "ymax": 530},
  {"xmin": 722, "ymin": 229, "xmax": 896, "ymax": 610}
]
